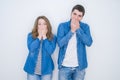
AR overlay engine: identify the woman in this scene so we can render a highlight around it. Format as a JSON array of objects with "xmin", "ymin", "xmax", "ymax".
[{"xmin": 24, "ymin": 16, "xmax": 56, "ymax": 80}]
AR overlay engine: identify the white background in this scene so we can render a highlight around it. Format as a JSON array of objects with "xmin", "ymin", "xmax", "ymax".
[{"xmin": 0, "ymin": 0, "xmax": 120, "ymax": 80}]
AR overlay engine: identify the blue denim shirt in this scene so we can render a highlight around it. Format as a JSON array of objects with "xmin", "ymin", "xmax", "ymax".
[
  {"xmin": 57, "ymin": 20, "xmax": 93, "ymax": 70},
  {"xmin": 24, "ymin": 33, "xmax": 56, "ymax": 75}
]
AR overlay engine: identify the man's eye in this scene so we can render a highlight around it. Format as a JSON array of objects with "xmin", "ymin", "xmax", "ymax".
[
  {"xmin": 73, "ymin": 13, "xmax": 77, "ymax": 15},
  {"xmin": 79, "ymin": 15, "xmax": 82, "ymax": 17}
]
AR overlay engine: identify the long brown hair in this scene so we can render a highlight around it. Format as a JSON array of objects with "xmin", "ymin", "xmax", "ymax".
[{"xmin": 32, "ymin": 16, "xmax": 53, "ymax": 40}]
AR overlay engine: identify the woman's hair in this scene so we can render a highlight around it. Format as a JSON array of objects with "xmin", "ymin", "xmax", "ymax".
[{"xmin": 31, "ymin": 16, "xmax": 53, "ymax": 40}]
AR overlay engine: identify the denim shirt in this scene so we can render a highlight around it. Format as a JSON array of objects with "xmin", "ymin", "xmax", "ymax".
[
  {"xmin": 57, "ymin": 20, "xmax": 93, "ymax": 70},
  {"xmin": 24, "ymin": 33, "xmax": 56, "ymax": 75}
]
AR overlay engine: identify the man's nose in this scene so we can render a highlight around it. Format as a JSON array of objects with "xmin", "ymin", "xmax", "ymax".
[{"xmin": 74, "ymin": 16, "xmax": 77, "ymax": 19}]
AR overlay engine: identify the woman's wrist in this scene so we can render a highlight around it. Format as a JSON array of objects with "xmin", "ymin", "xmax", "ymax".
[
  {"xmin": 38, "ymin": 35, "xmax": 42, "ymax": 40},
  {"xmin": 42, "ymin": 35, "xmax": 47, "ymax": 40}
]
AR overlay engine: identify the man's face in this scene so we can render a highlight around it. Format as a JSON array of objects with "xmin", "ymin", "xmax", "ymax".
[{"xmin": 71, "ymin": 9, "xmax": 83, "ymax": 22}]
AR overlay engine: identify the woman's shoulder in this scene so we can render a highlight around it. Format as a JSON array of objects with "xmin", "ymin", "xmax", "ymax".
[
  {"xmin": 51, "ymin": 34, "xmax": 57, "ymax": 40},
  {"xmin": 28, "ymin": 32, "xmax": 32, "ymax": 36},
  {"xmin": 27, "ymin": 32, "xmax": 34, "ymax": 39},
  {"xmin": 27, "ymin": 32, "xmax": 34, "ymax": 38},
  {"xmin": 49, "ymin": 34, "xmax": 57, "ymax": 42}
]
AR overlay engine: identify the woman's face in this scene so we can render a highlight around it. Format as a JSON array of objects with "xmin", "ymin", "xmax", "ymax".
[{"xmin": 37, "ymin": 18, "xmax": 47, "ymax": 31}]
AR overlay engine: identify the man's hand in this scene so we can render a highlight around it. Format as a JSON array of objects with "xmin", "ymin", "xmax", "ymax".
[{"xmin": 71, "ymin": 19, "xmax": 80, "ymax": 33}]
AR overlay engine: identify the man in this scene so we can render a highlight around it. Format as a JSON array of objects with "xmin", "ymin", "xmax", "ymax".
[{"xmin": 57, "ymin": 4, "xmax": 93, "ymax": 80}]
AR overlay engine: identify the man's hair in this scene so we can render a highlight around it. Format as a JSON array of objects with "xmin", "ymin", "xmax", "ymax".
[{"xmin": 72, "ymin": 4, "xmax": 85, "ymax": 16}]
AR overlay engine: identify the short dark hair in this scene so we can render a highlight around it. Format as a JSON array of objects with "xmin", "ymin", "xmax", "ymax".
[{"xmin": 72, "ymin": 4, "xmax": 85, "ymax": 16}]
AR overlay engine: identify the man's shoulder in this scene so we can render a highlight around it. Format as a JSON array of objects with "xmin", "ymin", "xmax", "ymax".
[
  {"xmin": 80, "ymin": 22, "xmax": 89, "ymax": 28},
  {"xmin": 80, "ymin": 22, "xmax": 89, "ymax": 26},
  {"xmin": 58, "ymin": 20, "xmax": 70, "ymax": 28}
]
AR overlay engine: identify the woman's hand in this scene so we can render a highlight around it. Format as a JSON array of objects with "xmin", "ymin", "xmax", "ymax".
[{"xmin": 38, "ymin": 27, "xmax": 47, "ymax": 40}]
